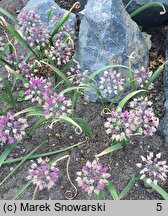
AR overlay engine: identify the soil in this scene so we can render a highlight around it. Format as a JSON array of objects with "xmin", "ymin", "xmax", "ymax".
[{"xmin": 0, "ymin": 0, "xmax": 168, "ymax": 200}]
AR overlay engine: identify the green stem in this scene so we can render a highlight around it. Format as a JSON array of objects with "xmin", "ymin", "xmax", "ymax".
[{"xmin": 130, "ymin": 2, "xmax": 166, "ymax": 18}]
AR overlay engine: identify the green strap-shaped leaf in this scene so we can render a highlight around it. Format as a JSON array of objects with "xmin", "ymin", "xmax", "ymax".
[
  {"xmin": 145, "ymin": 65, "xmax": 164, "ymax": 90},
  {"xmin": 142, "ymin": 177, "xmax": 168, "ymax": 200},
  {"xmin": 119, "ymin": 174, "xmax": 138, "ymax": 199},
  {"xmin": 0, "ymin": 7, "xmax": 19, "ymax": 25},
  {"xmin": 3, "ymin": 20, "xmax": 38, "ymax": 59},
  {"xmin": 3, "ymin": 140, "xmax": 86, "ymax": 165},
  {"xmin": 0, "ymin": 141, "xmax": 19, "ymax": 168},
  {"xmin": 96, "ymin": 189, "xmax": 105, "ymax": 200},
  {"xmin": 41, "ymin": 61, "xmax": 72, "ymax": 86},
  {"xmin": 0, "ymin": 142, "xmax": 44, "ymax": 186},
  {"xmin": 5, "ymin": 65, "xmax": 29, "ymax": 83},
  {"xmin": 50, "ymin": 2, "xmax": 79, "ymax": 40},
  {"xmin": 95, "ymin": 143, "xmax": 123, "ymax": 158},
  {"xmin": 72, "ymin": 117, "xmax": 94, "ymax": 138},
  {"xmin": 106, "ymin": 182, "xmax": 119, "ymax": 200},
  {"xmin": 117, "ymin": 89, "xmax": 146, "ymax": 111}
]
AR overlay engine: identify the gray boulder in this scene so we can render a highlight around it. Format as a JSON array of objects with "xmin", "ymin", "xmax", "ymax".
[
  {"xmin": 19, "ymin": 0, "xmax": 76, "ymax": 31},
  {"xmin": 75, "ymin": 0, "xmax": 149, "ymax": 102},
  {"xmin": 158, "ymin": 28, "xmax": 168, "ymax": 144},
  {"xmin": 123, "ymin": 0, "xmax": 168, "ymax": 27},
  {"xmin": 77, "ymin": 0, "xmax": 168, "ymax": 27}
]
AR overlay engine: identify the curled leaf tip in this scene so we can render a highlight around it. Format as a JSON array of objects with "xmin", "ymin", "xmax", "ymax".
[{"xmin": 160, "ymin": 5, "xmax": 166, "ymax": 15}]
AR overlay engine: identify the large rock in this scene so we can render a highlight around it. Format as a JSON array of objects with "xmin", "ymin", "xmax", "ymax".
[
  {"xmin": 75, "ymin": 0, "xmax": 149, "ymax": 102},
  {"xmin": 19, "ymin": 0, "xmax": 76, "ymax": 31},
  {"xmin": 77, "ymin": 0, "xmax": 168, "ymax": 27},
  {"xmin": 158, "ymin": 28, "xmax": 168, "ymax": 144},
  {"xmin": 123, "ymin": 0, "xmax": 168, "ymax": 27}
]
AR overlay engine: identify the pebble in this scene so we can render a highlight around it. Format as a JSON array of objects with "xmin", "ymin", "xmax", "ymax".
[{"xmin": 10, "ymin": 167, "xmax": 14, "ymax": 171}]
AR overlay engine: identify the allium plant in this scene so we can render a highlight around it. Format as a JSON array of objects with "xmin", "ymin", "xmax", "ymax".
[
  {"xmin": 0, "ymin": 112, "xmax": 28, "ymax": 145},
  {"xmin": 134, "ymin": 67, "xmax": 153, "ymax": 88},
  {"xmin": 136, "ymin": 152, "xmax": 168, "ymax": 185},
  {"xmin": 129, "ymin": 97, "xmax": 159, "ymax": 136},
  {"xmin": 23, "ymin": 75, "xmax": 72, "ymax": 119},
  {"xmin": 18, "ymin": 11, "xmax": 50, "ymax": 50},
  {"xmin": 0, "ymin": 36, "xmax": 5, "ymax": 51},
  {"xmin": 24, "ymin": 76, "xmax": 52, "ymax": 104},
  {"xmin": 99, "ymin": 70, "xmax": 125, "ymax": 99},
  {"xmin": 104, "ymin": 97, "xmax": 159, "ymax": 142},
  {"xmin": 43, "ymin": 93, "xmax": 72, "ymax": 119},
  {"xmin": 27, "ymin": 157, "xmax": 59, "ymax": 190},
  {"xmin": 76, "ymin": 159, "xmax": 111, "ymax": 195},
  {"xmin": 67, "ymin": 62, "xmax": 88, "ymax": 85},
  {"xmin": 46, "ymin": 38, "xmax": 73, "ymax": 66},
  {"xmin": 5, "ymin": 53, "xmax": 33, "ymax": 76},
  {"xmin": 104, "ymin": 108, "xmax": 134, "ymax": 141}
]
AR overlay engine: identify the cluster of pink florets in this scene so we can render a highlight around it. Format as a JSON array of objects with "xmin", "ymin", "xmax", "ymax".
[
  {"xmin": 76, "ymin": 159, "xmax": 111, "ymax": 195},
  {"xmin": 0, "ymin": 112, "xmax": 28, "ymax": 146},
  {"xmin": 24, "ymin": 76, "xmax": 72, "ymax": 119},
  {"xmin": 104, "ymin": 97, "xmax": 159, "ymax": 142},
  {"xmin": 18, "ymin": 11, "xmax": 50, "ymax": 50},
  {"xmin": 27, "ymin": 157, "xmax": 59, "ymax": 191}
]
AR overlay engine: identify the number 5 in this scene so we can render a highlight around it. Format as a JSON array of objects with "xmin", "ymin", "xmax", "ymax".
[{"xmin": 156, "ymin": 203, "xmax": 162, "ymax": 211}]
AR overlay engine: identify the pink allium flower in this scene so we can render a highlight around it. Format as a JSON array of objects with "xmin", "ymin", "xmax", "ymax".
[
  {"xmin": 136, "ymin": 152, "xmax": 168, "ymax": 185},
  {"xmin": 24, "ymin": 76, "xmax": 52, "ymax": 104},
  {"xmin": 104, "ymin": 108, "xmax": 135, "ymax": 141},
  {"xmin": 43, "ymin": 93, "xmax": 72, "ymax": 119},
  {"xmin": 134, "ymin": 66, "xmax": 153, "ymax": 88},
  {"xmin": 18, "ymin": 10, "xmax": 50, "ymax": 50},
  {"xmin": 0, "ymin": 112, "xmax": 28, "ymax": 145},
  {"xmin": 47, "ymin": 38, "xmax": 74, "ymax": 66},
  {"xmin": 76, "ymin": 159, "xmax": 111, "ymax": 195},
  {"xmin": 5, "ymin": 53, "xmax": 33, "ymax": 76},
  {"xmin": 99, "ymin": 70, "xmax": 125, "ymax": 98},
  {"xmin": 104, "ymin": 97, "xmax": 159, "ymax": 142},
  {"xmin": 27, "ymin": 157, "xmax": 59, "ymax": 190},
  {"xmin": 67, "ymin": 62, "xmax": 88, "ymax": 85},
  {"xmin": 129, "ymin": 97, "xmax": 159, "ymax": 136}
]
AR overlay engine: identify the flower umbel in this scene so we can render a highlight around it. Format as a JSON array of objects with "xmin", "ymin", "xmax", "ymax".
[
  {"xmin": 104, "ymin": 97, "xmax": 159, "ymax": 142},
  {"xmin": 43, "ymin": 93, "xmax": 72, "ymax": 119},
  {"xmin": 134, "ymin": 67, "xmax": 153, "ymax": 89},
  {"xmin": 136, "ymin": 152, "xmax": 168, "ymax": 185},
  {"xmin": 18, "ymin": 10, "xmax": 50, "ymax": 50},
  {"xmin": 99, "ymin": 70, "xmax": 125, "ymax": 99},
  {"xmin": 75, "ymin": 159, "xmax": 111, "ymax": 195},
  {"xmin": 104, "ymin": 108, "xmax": 133, "ymax": 141},
  {"xmin": 27, "ymin": 157, "xmax": 59, "ymax": 190},
  {"xmin": 24, "ymin": 76, "xmax": 52, "ymax": 104},
  {"xmin": 67, "ymin": 62, "xmax": 88, "ymax": 85},
  {"xmin": 0, "ymin": 112, "xmax": 28, "ymax": 145},
  {"xmin": 129, "ymin": 97, "xmax": 159, "ymax": 136}
]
